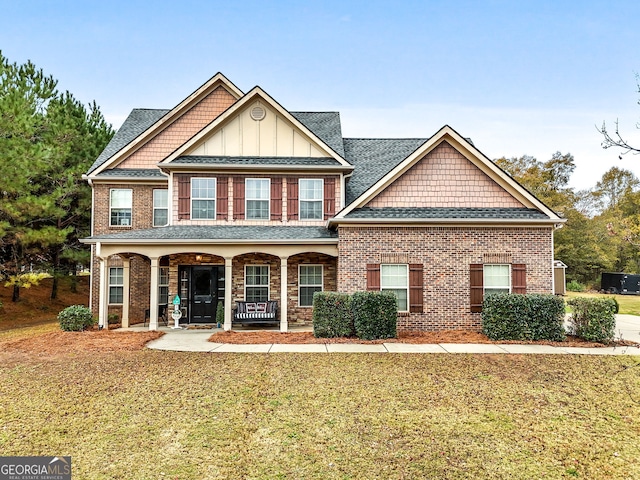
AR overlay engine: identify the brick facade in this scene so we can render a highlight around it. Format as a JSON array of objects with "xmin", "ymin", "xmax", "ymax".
[
  {"xmin": 93, "ymin": 183, "xmax": 165, "ymax": 235},
  {"xmin": 337, "ymin": 226, "xmax": 554, "ymax": 331},
  {"xmin": 366, "ymin": 142, "xmax": 524, "ymax": 209}
]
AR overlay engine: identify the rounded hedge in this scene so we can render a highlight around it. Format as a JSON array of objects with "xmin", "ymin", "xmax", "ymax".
[{"xmin": 58, "ymin": 305, "xmax": 96, "ymax": 332}]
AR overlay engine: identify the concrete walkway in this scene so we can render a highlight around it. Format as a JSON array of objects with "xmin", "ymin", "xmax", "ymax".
[{"xmin": 120, "ymin": 314, "xmax": 640, "ymax": 355}]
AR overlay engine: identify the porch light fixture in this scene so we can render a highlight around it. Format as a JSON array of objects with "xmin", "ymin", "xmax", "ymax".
[{"xmin": 195, "ymin": 255, "xmax": 203, "ymax": 262}]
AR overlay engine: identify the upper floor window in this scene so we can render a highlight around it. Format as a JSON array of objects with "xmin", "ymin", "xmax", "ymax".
[
  {"xmin": 246, "ymin": 178, "xmax": 270, "ymax": 220},
  {"xmin": 191, "ymin": 178, "xmax": 216, "ymax": 220},
  {"xmin": 299, "ymin": 179, "xmax": 323, "ymax": 220},
  {"xmin": 483, "ymin": 264, "xmax": 511, "ymax": 295},
  {"xmin": 153, "ymin": 189, "xmax": 168, "ymax": 227},
  {"xmin": 381, "ymin": 264, "xmax": 408, "ymax": 312},
  {"xmin": 110, "ymin": 189, "xmax": 132, "ymax": 227}
]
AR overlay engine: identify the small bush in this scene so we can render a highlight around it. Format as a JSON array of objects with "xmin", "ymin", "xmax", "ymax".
[
  {"xmin": 58, "ymin": 305, "xmax": 96, "ymax": 332},
  {"xmin": 313, "ymin": 292, "xmax": 354, "ymax": 338},
  {"xmin": 351, "ymin": 291, "xmax": 398, "ymax": 340},
  {"xmin": 482, "ymin": 294, "xmax": 566, "ymax": 341},
  {"xmin": 108, "ymin": 313, "xmax": 119, "ymax": 324},
  {"xmin": 566, "ymin": 280, "xmax": 585, "ymax": 292},
  {"xmin": 567, "ymin": 297, "xmax": 617, "ymax": 343},
  {"xmin": 216, "ymin": 301, "xmax": 224, "ymax": 326}
]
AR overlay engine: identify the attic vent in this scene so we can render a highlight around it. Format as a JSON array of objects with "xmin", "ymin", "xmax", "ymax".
[{"xmin": 250, "ymin": 106, "xmax": 266, "ymax": 121}]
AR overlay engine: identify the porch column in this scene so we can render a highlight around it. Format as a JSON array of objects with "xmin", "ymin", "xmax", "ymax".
[
  {"xmin": 149, "ymin": 257, "xmax": 159, "ymax": 331},
  {"xmin": 121, "ymin": 257, "xmax": 130, "ymax": 328},
  {"xmin": 280, "ymin": 256, "xmax": 288, "ymax": 332},
  {"xmin": 98, "ymin": 256, "xmax": 108, "ymax": 330},
  {"xmin": 224, "ymin": 257, "xmax": 233, "ymax": 331}
]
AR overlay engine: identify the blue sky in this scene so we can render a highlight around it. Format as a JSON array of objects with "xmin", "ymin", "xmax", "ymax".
[{"xmin": 2, "ymin": 0, "xmax": 640, "ymax": 189}]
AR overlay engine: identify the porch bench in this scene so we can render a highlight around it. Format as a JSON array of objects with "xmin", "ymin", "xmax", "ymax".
[{"xmin": 233, "ymin": 301, "xmax": 278, "ymax": 324}]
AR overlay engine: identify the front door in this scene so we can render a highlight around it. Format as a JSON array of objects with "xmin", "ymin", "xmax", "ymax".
[{"xmin": 191, "ymin": 266, "xmax": 215, "ymax": 322}]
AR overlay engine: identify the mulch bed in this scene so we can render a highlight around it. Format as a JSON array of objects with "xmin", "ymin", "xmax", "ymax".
[{"xmin": 209, "ymin": 329, "xmax": 636, "ymax": 347}]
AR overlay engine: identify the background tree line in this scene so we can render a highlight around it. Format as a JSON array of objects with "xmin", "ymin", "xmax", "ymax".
[
  {"xmin": 494, "ymin": 153, "xmax": 640, "ymax": 288},
  {"xmin": 0, "ymin": 52, "xmax": 114, "ymax": 301}
]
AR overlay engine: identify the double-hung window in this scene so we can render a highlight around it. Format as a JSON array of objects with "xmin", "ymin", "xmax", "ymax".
[
  {"xmin": 191, "ymin": 178, "xmax": 216, "ymax": 220},
  {"xmin": 108, "ymin": 267, "xmax": 124, "ymax": 304},
  {"xmin": 381, "ymin": 264, "xmax": 409, "ymax": 312},
  {"xmin": 299, "ymin": 179, "xmax": 323, "ymax": 220},
  {"xmin": 246, "ymin": 179, "xmax": 270, "ymax": 220},
  {"xmin": 299, "ymin": 265, "xmax": 323, "ymax": 307},
  {"xmin": 483, "ymin": 264, "xmax": 511, "ymax": 295},
  {"xmin": 153, "ymin": 189, "xmax": 168, "ymax": 227},
  {"xmin": 245, "ymin": 265, "xmax": 269, "ymax": 302},
  {"xmin": 110, "ymin": 189, "xmax": 132, "ymax": 226}
]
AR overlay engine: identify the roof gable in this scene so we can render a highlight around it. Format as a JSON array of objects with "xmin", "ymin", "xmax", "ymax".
[
  {"xmin": 88, "ymin": 73, "xmax": 242, "ymax": 176},
  {"xmin": 161, "ymin": 87, "xmax": 351, "ymax": 168},
  {"xmin": 336, "ymin": 125, "xmax": 562, "ymax": 221}
]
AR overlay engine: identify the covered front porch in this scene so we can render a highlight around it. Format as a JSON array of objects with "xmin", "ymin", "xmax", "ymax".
[{"xmin": 85, "ymin": 226, "xmax": 338, "ymax": 332}]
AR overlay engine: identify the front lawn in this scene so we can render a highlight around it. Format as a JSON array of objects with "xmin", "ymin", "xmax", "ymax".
[
  {"xmin": 566, "ymin": 291, "xmax": 640, "ymax": 316},
  {"xmin": 1, "ymin": 350, "xmax": 640, "ymax": 479}
]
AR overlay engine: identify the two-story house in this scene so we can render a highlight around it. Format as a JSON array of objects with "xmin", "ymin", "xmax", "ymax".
[{"xmin": 82, "ymin": 73, "xmax": 564, "ymax": 332}]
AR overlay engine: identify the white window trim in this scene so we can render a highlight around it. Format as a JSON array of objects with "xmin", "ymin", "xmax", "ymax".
[
  {"xmin": 108, "ymin": 267, "xmax": 124, "ymax": 305},
  {"xmin": 109, "ymin": 188, "xmax": 132, "ymax": 227},
  {"xmin": 299, "ymin": 178, "xmax": 324, "ymax": 220},
  {"xmin": 298, "ymin": 264, "xmax": 323, "ymax": 307},
  {"xmin": 381, "ymin": 263, "xmax": 409, "ymax": 312},
  {"xmin": 245, "ymin": 178, "xmax": 270, "ymax": 220},
  {"xmin": 190, "ymin": 177, "xmax": 216, "ymax": 220},
  {"xmin": 153, "ymin": 189, "xmax": 169, "ymax": 227},
  {"xmin": 159, "ymin": 266, "xmax": 170, "ymax": 305},
  {"xmin": 483, "ymin": 264, "xmax": 512, "ymax": 294},
  {"xmin": 244, "ymin": 264, "xmax": 270, "ymax": 302}
]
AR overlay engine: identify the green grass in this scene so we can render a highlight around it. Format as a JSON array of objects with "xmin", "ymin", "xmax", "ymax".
[
  {"xmin": 566, "ymin": 291, "xmax": 640, "ymax": 315},
  {"xmin": 1, "ymin": 351, "xmax": 640, "ymax": 479}
]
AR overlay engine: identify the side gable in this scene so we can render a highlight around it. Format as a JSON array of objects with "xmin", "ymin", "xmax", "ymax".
[
  {"xmin": 88, "ymin": 73, "xmax": 243, "ymax": 176},
  {"xmin": 334, "ymin": 125, "xmax": 563, "ymax": 224},
  {"xmin": 365, "ymin": 141, "xmax": 524, "ymax": 209},
  {"xmin": 117, "ymin": 86, "xmax": 238, "ymax": 169}
]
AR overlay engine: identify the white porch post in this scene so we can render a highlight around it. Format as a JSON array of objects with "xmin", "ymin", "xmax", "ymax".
[
  {"xmin": 121, "ymin": 257, "xmax": 130, "ymax": 328},
  {"xmin": 224, "ymin": 257, "xmax": 233, "ymax": 331},
  {"xmin": 149, "ymin": 257, "xmax": 159, "ymax": 331},
  {"xmin": 98, "ymin": 257, "xmax": 108, "ymax": 330},
  {"xmin": 280, "ymin": 256, "xmax": 288, "ymax": 332}
]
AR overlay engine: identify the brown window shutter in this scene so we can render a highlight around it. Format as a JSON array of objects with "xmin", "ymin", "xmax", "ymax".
[
  {"xmin": 409, "ymin": 264, "xmax": 423, "ymax": 313},
  {"xmin": 366, "ymin": 264, "xmax": 380, "ymax": 291},
  {"xmin": 512, "ymin": 264, "xmax": 526, "ymax": 294},
  {"xmin": 233, "ymin": 177, "xmax": 244, "ymax": 220},
  {"xmin": 324, "ymin": 177, "xmax": 336, "ymax": 219},
  {"xmin": 271, "ymin": 177, "xmax": 282, "ymax": 220},
  {"xmin": 177, "ymin": 174, "xmax": 191, "ymax": 220},
  {"xmin": 287, "ymin": 178, "xmax": 299, "ymax": 220},
  {"xmin": 217, "ymin": 176, "xmax": 228, "ymax": 220},
  {"xmin": 470, "ymin": 264, "xmax": 484, "ymax": 313}
]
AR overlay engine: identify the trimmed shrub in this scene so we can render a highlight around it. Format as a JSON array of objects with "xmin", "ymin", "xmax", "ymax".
[
  {"xmin": 351, "ymin": 291, "xmax": 398, "ymax": 340},
  {"xmin": 58, "ymin": 305, "xmax": 96, "ymax": 332},
  {"xmin": 313, "ymin": 292, "xmax": 354, "ymax": 338},
  {"xmin": 482, "ymin": 294, "xmax": 566, "ymax": 341},
  {"xmin": 567, "ymin": 297, "xmax": 617, "ymax": 343},
  {"xmin": 108, "ymin": 313, "xmax": 119, "ymax": 325},
  {"xmin": 566, "ymin": 280, "xmax": 585, "ymax": 292},
  {"xmin": 216, "ymin": 301, "xmax": 224, "ymax": 327}
]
